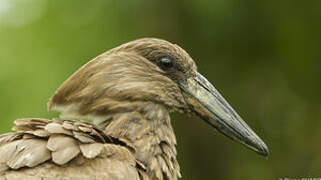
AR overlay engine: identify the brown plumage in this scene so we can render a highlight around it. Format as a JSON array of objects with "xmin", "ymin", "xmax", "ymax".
[{"xmin": 0, "ymin": 38, "xmax": 268, "ymax": 180}]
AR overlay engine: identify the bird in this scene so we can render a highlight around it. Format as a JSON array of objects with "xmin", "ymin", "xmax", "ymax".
[{"xmin": 0, "ymin": 38, "xmax": 268, "ymax": 180}]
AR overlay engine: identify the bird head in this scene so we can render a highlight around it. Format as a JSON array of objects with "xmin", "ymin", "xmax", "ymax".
[{"xmin": 48, "ymin": 38, "xmax": 269, "ymax": 157}]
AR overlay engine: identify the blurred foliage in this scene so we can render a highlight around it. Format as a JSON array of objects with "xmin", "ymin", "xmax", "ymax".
[{"xmin": 0, "ymin": 0, "xmax": 321, "ymax": 179}]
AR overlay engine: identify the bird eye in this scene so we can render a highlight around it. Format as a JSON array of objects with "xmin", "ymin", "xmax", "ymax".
[{"xmin": 159, "ymin": 56, "xmax": 173, "ymax": 69}]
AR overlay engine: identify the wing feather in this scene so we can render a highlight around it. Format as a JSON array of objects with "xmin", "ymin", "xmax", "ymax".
[
  {"xmin": 47, "ymin": 135, "xmax": 80, "ymax": 165},
  {"xmin": 0, "ymin": 118, "xmax": 141, "ymax": 180}
]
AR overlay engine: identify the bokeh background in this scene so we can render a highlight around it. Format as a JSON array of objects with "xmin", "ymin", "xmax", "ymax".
[{"xmin": 0, "ymin": 0, "xmax": 320, "ymax": 179}]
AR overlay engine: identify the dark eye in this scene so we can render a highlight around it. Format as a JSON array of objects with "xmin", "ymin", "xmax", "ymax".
[{"xmin": 159, "ymin": 56, "xmax": 173, "ymax": 69}]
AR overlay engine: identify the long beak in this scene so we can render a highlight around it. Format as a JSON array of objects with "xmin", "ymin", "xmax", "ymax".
[{"xmin": 180, "ymin": 72, "xmax": 269, "ymax": 157}]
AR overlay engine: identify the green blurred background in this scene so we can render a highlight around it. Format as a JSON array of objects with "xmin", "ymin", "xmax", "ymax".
[{"xmin": 0, "ymin": 0, "xmax": 320, "ymax": 179}]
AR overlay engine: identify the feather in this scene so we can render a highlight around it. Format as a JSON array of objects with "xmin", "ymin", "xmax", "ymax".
[
  {"xmin": 47, "ymin": 135, "xmax": 80, "ymax": 165},
  {"xmin": 45, "ymin": 122, "xmax": 73, "ymax": 136},
  {"xmin": 72, "ymin": 131, "xmax": 96, "ymax": 143},
  {"xmin": 5, "ymin": 139, "xmax": 50, "ymax": 169},
  {"xmin": 79, "ymin": 143, "xmax": 104, "ymax": 159}
]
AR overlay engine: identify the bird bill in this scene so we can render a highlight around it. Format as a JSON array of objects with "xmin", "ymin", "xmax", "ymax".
[{"xmin": 180, "ymin": 73, "xmax": 269, "ymax": 157}]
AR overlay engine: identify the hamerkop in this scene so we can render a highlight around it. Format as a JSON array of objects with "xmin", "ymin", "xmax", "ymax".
[{"xmin": 0, "ymin": 38, "xmax": 268, "ymax": 179}]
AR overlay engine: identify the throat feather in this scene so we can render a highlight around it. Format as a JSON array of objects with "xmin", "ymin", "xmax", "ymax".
[{"xmin": 100, "ymin": 103, "xmax": 181, "ymax": 180}]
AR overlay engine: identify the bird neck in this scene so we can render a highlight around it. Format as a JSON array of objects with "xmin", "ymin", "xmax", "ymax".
[{"xmin": 96, "ymin": 102, "xmax": 181, "ymax": 180}]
